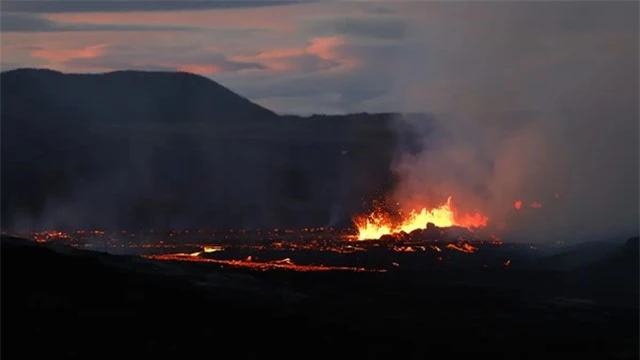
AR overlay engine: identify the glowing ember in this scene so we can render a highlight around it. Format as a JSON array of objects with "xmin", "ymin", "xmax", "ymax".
[
  {"xmin": 203, "ymin": 246, "xmax": 223, "ymax": 253},
  {"xmin": 514, "ymin": 200, "xmax": 523, "ymax": 210},
  {"xmin": 490, "ymin": 234, "xmax": 504, "ymax": 245},
  {"xmin": 354, "ymin": 196, "xmax": 488, "ymax": 240},
  {"xmin": 446, "ymin": 242, "xmax": 479, "ymax": 254}
]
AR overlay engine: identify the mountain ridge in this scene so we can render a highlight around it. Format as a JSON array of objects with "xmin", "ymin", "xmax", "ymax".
[
  {"xmin": 0, "ymin": 67, "xmax": 279, "ymax": 124},
  {"xmin": 1, "ymin": 67, "xmax": 425, "ymax": 119},
  {"xmin": 1, "ymin": 68, "xmax": 427, "ymax": 230}
]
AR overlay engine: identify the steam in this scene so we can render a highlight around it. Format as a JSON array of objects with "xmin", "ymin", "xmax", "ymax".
[{"xmin": 387, "ymin": 2, "xmax": 639, "ymax": 242}]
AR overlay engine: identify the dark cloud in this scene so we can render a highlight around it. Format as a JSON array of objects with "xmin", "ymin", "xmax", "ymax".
[
  {"xmin": 1, "ymin": 0, "xmax": 309, "ymax": 13},
  {"xmin": 306, "ymin": 15, "xmax": 410, "ymax": 40},
  {"xmin": 273, "ymin": 53, "xmax": 341, "ymax": 72},
  {"xmin": 215, "ymin": 38, "xmax": 416, "ymax": 113},
  {"xmin": 257, "ymin": 92, "xmax": 347, "ymax": 115},
  {"xmin": 217, "ymin": 61, "xmax": 393, "ymax": 114},
  {"xmin": 1, "ymin": 13, "xmax": 199, "ymax": 32},
  {"xmin": 331, "ymin": 17, "xmax": 408, "ymax": 39},
  {"xmin": 362, "ymin": 5, "xmax": 395, "ymax": 15}
]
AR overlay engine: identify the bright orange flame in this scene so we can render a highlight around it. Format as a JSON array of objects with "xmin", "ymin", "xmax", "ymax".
[
  {"xmin": 354, "ymin": 196, "xmax": 488, "ymax": 240},
  {"xmin": 514, "ymin": 200, "xmax": 522, "ymax": 210}
]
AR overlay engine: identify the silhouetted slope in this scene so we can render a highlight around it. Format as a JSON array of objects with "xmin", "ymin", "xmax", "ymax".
[
  {"xmin": 1, "ymin": 68, "xmax": 425, "ymax": 230},
  {"xmin": 535, "ymin": 241, "xmax": 621, "ymax": 271},
  {"xmin": 0, "ymin": 235, "xmax": 300, "ymax": 307},
  {"xmin": 532, "ymin": 237, "xmax": 639, "ymax": 306},
  {"xmin": 574, "ymin": 237, "xmax": 640, "ymax": 300},
  {"xmin": 1, "ymin": 68, "xmax": 278, "ymax": 124}
]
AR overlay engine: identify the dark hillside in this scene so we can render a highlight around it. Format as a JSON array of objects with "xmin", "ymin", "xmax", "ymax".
[{"xmin": 1, "ymin": 69, "xmax": 427, "ymax": 230}]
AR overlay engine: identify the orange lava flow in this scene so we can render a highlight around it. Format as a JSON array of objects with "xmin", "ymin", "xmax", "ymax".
[
  {"xmin": 143, "ymin": 253, "xmax": 385, "ymax": 272},
  {"xmin": 353, "ymin": 196, "xmax": 488, "ymax": 240},
  {"xmin": 446, "ymin": 242, "xmax": 479, "ymax": 254}
]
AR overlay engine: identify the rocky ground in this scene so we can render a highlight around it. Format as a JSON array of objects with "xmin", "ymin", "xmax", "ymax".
[{"xmin": 2, "ymin": 235, "xmax": 638, "ymax": 359}]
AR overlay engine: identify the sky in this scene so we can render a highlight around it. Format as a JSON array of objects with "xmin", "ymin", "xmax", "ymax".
[{"xmin": 1, "ymin": 0, "xmax": 637, "ymax": 115}]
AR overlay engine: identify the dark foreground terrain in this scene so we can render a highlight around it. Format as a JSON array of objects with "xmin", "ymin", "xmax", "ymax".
[{"xmin": 2, "ymin": 235, "xmax": 638, "ymax": 359}]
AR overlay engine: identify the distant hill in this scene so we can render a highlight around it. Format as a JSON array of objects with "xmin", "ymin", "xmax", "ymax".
[
  {"xmin": 532, "ymin": 237, "xmax": 639, "ymax": 306},
  {"xmin": 575, "ymin": 237, "xmax": 639, "ymax": 291},
  {"xmin": 1, "ymin": 68, "xmax": 428, "ymax": 230},
  {"xmin": 1, "ymin": 68, "xmax": 278, "ymax": 124}
]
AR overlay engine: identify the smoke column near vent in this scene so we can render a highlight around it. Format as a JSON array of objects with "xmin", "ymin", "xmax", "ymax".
[{"xmin": 385, "ymin": 2, "xmax": 639, "ymax": 242}]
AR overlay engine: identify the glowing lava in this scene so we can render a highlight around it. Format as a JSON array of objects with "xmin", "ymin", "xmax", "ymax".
[
  {"xmin": 354, "ymin": 196, "xmax": 488, "ymax": 240},
  {"xmin": 514, "ymin": 200, "xmax": 523, "ymax": 210}
]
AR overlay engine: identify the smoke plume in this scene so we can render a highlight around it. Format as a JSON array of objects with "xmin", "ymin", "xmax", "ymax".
[{"xmin": 387, "ymin": 1, "xmax": 639, "ymax": 242}]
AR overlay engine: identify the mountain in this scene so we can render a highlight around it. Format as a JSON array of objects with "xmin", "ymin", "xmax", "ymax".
[
  {"xmin": 1, "ymin": 68, "xmax": 278, "ymax": 124},
  {"xmin": 1, "ymin": 68, "xmax": 427, "ymax": 230}
]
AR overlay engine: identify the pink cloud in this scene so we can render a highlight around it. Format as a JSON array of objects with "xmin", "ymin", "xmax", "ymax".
[
  {"xmin": 176, "ymin": 64, "xmax": 222, "ymax": 75},
  {"xmin": 232, "ymin": 35, "xmax": 356, "ymax": 73},
  {"xmin": 306, "ymin": 36, "xmax": 345, "ymax": 60},
  {"xmin": 30, "ymin": 44, "xmax": 109, "ymax": 64}
]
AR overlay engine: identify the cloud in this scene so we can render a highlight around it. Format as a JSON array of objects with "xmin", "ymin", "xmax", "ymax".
[
  {"xmin": 216, "ymin": 35, "xmax": 416, "ymax": 113},
  {"xmin": 230, "ymin": 35, "xmax": 351, "ymax": 73},
  {"xmin": 30, "ymin": 43, "xmax": 109, "ymax": 64},
  {"xmin": 2, "ymin": 0, "xmax": 309, "ymax": 13},
  {"xmin": 1, "ymin": 13, "xmax": 199, "ymax": 32},
  {"xmin": 41, "ymin": 44, "xmax": 266, "ymax": 74},
  {"xmin": 257, "ymin": 92, "xmax": 347, "ymax": 115},
  {"xmin": 306, "ymin": 15, "xmax": 410, "ymax": 40},
  {"xmin": 216, "ymin": 61, "xmax": 392, "ymax": 114},
  {"xmin": 362, "ymin": 5, "xmax": 396, "ymax": 15}
]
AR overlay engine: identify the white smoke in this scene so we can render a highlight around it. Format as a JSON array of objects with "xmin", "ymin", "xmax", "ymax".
[{"xmin": 386, "ymin": 1, "xmax": 639, "ymax": 242}]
